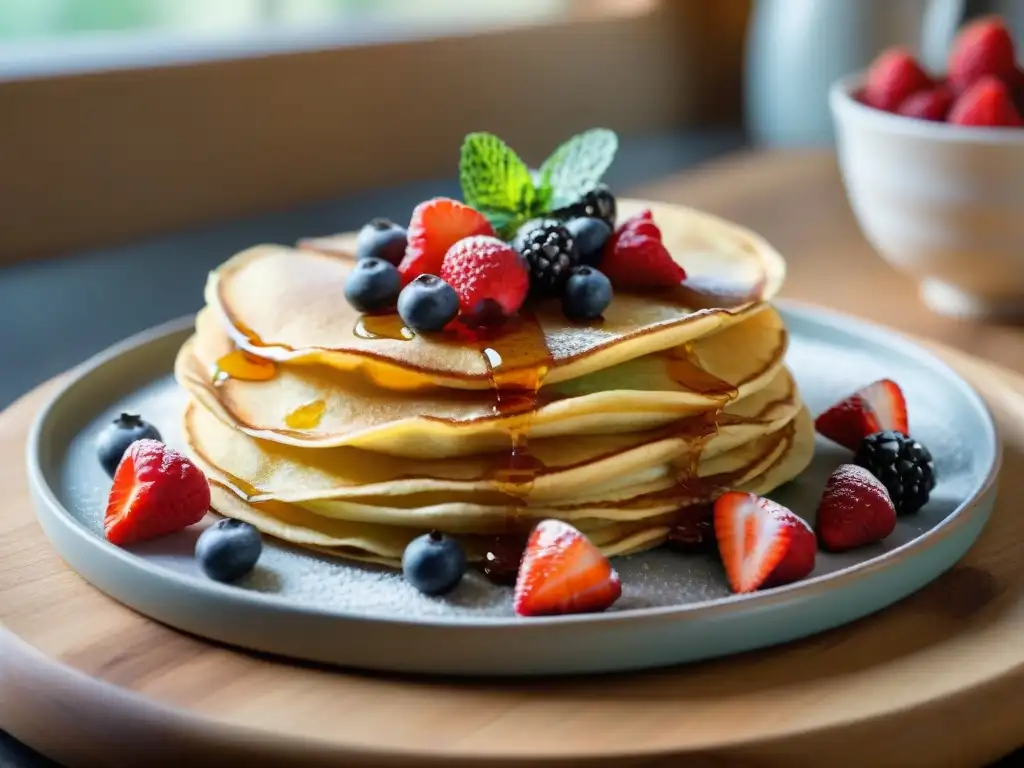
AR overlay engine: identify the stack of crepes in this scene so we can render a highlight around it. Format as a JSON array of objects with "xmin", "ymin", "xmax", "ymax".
[{"xmin": 175, "ymin": 200, "xmax": 814, "ymax": 568}]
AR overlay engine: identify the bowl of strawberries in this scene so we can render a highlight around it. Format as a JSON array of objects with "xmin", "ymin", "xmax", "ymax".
[{"xmin": 830, "ymin": 15, "xmax": 1024, "ymax": 319}]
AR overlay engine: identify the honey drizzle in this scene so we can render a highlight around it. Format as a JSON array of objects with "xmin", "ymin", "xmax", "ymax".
[
  {"xmin": 471, "ymin": 313, "xmax": 554, "ymax": 539},
  {"xmin": 664, "ymin": 343, "xmax": 738, "ymax": 400},
  {"xmin": 212, "ymin": 348, "xmax": 277, "ymax": 385},
  {"xmin": 353, "ymin": 314, "xmax": 415, "ymax": 341},
  {"xmin": 285, "ymin": 399, "xmax": 326, "ymax": 430}
]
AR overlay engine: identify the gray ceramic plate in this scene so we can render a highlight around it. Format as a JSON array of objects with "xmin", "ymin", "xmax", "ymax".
[{"xmin": 26, "ymin": 301, "xmax": 1000, "ymax": 676}]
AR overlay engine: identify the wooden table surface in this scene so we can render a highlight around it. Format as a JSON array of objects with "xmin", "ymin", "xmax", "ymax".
[
  {"xmin": 3, "ymin": 149, "xmax": 1024, "ymax": 768},
  {"xmin": 637, "ymin": 150, "xmax": 1024, "ymax": 374}
]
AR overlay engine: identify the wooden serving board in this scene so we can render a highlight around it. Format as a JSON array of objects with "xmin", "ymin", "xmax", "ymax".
[{"xmin": 0, "ymin": 339, "xmax": 1022, "ymax": 768}]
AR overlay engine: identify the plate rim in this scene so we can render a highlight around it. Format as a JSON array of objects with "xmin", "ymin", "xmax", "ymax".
[{"xmin": 25, "ymin": 300, "xmax": 1002, "ymax": 629}]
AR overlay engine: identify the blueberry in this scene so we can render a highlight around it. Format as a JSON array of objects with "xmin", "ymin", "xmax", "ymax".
[
  {"xmin": 96, "ymin": 413, "xmax": 162, "ymax": 477},
  {"xmin": 355, "ymin": 218, "xmax": 407, "ymax": 266},
  {"xmin": 562, "ymin": 266, "xmax": 613, "ymax": 322},
  {"xmin": 344, "ymin": 257, "xmax": 401, "ymax": 312},
  {"xmin": 397, "ymin": 275, "xmax": 459, "ymax": 332},
  {"xmin": 565, "ymin": 217, "xmax": 612, "ymax": 266},
  {"xmin": 195, "ymin": 518, "xmax": 263, "ymax": 583},
  {"xmin": 402, "ymin": 530, "xmax": 466, "ymax": 596}
]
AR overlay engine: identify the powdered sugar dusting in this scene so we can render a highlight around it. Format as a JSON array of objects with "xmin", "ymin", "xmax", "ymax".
[{"xmin": 52, "ymin": 317, "xmax": 994, "ymax": 622}]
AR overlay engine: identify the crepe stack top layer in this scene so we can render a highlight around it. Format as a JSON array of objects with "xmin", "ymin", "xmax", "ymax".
[{"xmin": 175, "ymin": 199, "xmax": 814, "ymax": 568}]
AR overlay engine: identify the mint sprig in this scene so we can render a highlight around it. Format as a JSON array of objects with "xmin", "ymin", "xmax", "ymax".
[
  {"xmin": 459, "ymin": 128, "xmax": 618, "ymax": 239},
  {"xmin": 459, "ymin": 133, "xmax": 537, "ymax": 222},
  {"xmin": 539, "ymin": 128, "xmax": 618, "ymax": 209}
]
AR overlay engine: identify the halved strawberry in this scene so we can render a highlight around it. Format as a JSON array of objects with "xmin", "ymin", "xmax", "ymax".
[
  {"xmin": 398, "ymin": 198, "xmax": 494, "ymax": 284},
  {"xmin": 105, "ymin": 439, "xmax": 211, "ymax": 546},
  {"xmin": 713, "ymin": 491, "xmax": 793, "ymax": 594},
  {"xmin": 513, "ymin": 520, "xmax": 621, "ymax": 617},
  {"xmin": 762, "ymin": 509, "xmax": 816, "ymax": 589},
  {"xmin": 814, "ymin": 379, "xmax": 908, "ymax": 451}
]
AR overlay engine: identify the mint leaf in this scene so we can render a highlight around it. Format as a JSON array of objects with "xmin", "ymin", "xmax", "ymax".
[
  {"xmin": 479, "ymin": 208, "xmax": 524, "ymax": 240},
  {"xmin": 532, "ymin": 167, "xmax": 554, "ymax": 213},
  {"xmin": 459, "ymin": 133, "xmax": 536, "ymax": 222},
  {"xmin": 539, "ymin": 128, "xmax": 618, "ymax": 209}
]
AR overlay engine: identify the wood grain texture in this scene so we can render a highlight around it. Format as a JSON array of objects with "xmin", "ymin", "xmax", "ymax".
[{"xmin": 4, "ymin": 151, "xmax": 1024, "ymax": 767}]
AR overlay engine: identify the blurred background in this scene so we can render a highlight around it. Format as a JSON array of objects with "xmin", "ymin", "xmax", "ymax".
[
  {"xmin": 2, "ymin": 3, "xmax": 1024, "ymax": 765},
  {"xmin": 0, "ymin": 0, "xmax": 1022, "ymax": 388},
  {"xmin": 2, "ymin": 0, "xmax": 1023, "ymax": 397}
]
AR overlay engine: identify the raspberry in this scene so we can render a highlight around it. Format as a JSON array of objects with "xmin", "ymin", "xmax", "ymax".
[
  {"xmin": 948, "ymin": 16, "xmax": 1017, "ymax": 94},
  {"xmin": 863, "ymin": 48, "xmax": 933, "ymax": 112},
  {"xmin": 897, "ymin": 85, "xmax": 954, "ymax": 121},
  {"xmin": 948, "ymin": 76, "xmax": 1023, "ymax": 127},
  {"xmin": 398, "ymin": 198, "xmax": 493, "ymax": 284},
  {"xmin": 440, "ymin": 236, "xmax": 529, "ymax": 325},
  {"xmin": 597, "ymin": 209, "xmax": 686, "ymax": 290}
]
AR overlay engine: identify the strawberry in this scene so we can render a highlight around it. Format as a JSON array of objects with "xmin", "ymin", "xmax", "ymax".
[
  {"xmin": 762, "ymin": 509, "xmax": 817, "ymax": 589},
  {"xmin": 599, "ymin": 209, "xmax": 686, "ymax": 290},
  {"xmin": 1013, "ymin": 68, "xmax": 1024, "ymax": 114},
  {"xmin": 440, "ymin": 235, "xmax": 529, "ymax": 325},
  {"xmin": 713, "ymin": 491, "xmax": 793, "ymax": 594},
  {"xmin": 104, "ymin": 439, "xmax": 211, "ymax": 546},
  {"xmin": 948, "ymin": 76, "xmax": 1024, "ymax": 127},
  {"xmin": 863, "ymin": 47, "xmax": 933, "ymax": 112},
  {"xmin": 816, "ymin": 464, "xmax": 896, "ymax": 552},
  {"xmin": 897, "ymin": 85, "xmax": 955, "ymax": 121},
  {"xmin": 398, "ymin": 198, "xmax": 494, "ymax": 284},
  {"xmin": 814, "ymin": 379, "xmax": 908, "ymax": 452},
  {"xmin": 513, "ymin": 519, "xmax": 622, "ymax": 617},
  {"xmin": 948, "ymin": 16, "xmax": 1017, "ymax": 94}
]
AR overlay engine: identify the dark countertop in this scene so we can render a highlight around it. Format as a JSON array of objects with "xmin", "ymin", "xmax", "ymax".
[{"xmin": 0, "ymin": 129, "xmax": 747, "ymax": 767}]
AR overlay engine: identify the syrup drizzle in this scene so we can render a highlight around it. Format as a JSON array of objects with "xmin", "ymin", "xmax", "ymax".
[
  {"xmin": 663, "ymin": 344, "xmax": 739, "ymax": 400},
  {"xmin": 211, "ymin": 258, "xmax": 774, "ymax": 581},
  {"xmin": 353, "ymin": 315, "xmax": 415, "ymax": 341},
  {"xmin": 212, "ymin": 348, "xmax": 277, "ymax": 385},
  {"xmin": 285, "ymin": 399, "xmax": 326, "ymax": 430},
  {"xmin": 448, "ymin": 312, "xmax": 554, "ymax": 580}
]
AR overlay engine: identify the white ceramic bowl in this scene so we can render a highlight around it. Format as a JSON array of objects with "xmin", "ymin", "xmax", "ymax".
[{"xmin": 830, "ymin": 73, "xmax": 1024, "ymax": 318}]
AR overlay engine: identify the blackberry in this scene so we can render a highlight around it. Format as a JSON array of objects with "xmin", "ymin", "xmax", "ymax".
[
  {"xmin": 511, "ymin": 217, "xmax": 559, "ymax": 251},
  {"xmin": 517, "ymin": 223, "xmax": 579, "ymax": 295},
  {"xmin": 853, "ymin": 430, "xmax": 936, "ymax": 515},
  {"xmin": 554, "ymin": 183, "xmax": 617, "ymax": 226}
]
